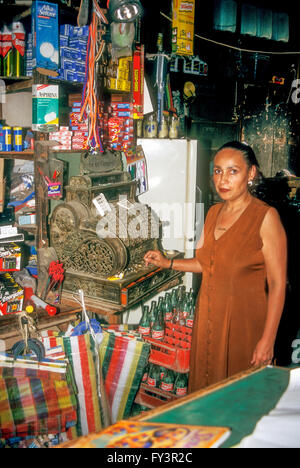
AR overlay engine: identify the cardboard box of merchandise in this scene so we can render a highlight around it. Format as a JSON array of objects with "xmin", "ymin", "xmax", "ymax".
[
  {"xmin": 32, "ymin": 1, "xmax": 59, "ymax": 71},
  {"xmin": 0, "ymin": 243, "xmax": 22, "ymax": 272},
  {"xmin": 32, "ymin": 84, "xmax": 59, "ymax": 131},
  {"xmin": 0, "ymin": 272, "xmax": 24, "ymax": 315}
]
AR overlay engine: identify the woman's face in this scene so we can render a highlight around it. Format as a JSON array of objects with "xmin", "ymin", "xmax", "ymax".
[{"xmin": 213, "ymin": 148, "xmax": 255, "ymax": 202}]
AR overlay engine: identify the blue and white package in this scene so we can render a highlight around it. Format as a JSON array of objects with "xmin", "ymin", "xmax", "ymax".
[
  {"xmin": 60, "ymin": 46, "xmax": 81, "ymax": 61},
  {"xmin": 32, "ymin": 1, "xmax": 59, "ymax": 71},
  {"xmin": 72, "ymin": 26, "xmax": 89, "ymax": 37},
  {"xmin": 74, "ymin": 61, "xmax": 86, "ymax": 73},
  {"xmin": 59, "ymin": 34, "xmax": 69, "ymax": 47},
  {"xmin": 60, "ymin": 24, "xmax": 74, "ymax": 36},
  {"xmin": 69, "ymin": 37, "xmax": 89, "ymax": 49},
  {"xmin": 0, "ymin": 126, "xmax": 4, "ymax": 152},
  {"xmin": 61, "ymin": 57, "xmax": 75, "ymax": 71}
]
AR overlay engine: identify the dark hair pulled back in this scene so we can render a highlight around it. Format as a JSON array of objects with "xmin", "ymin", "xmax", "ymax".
[{"xmin": 216, "ymin": 141, "xmax": 264, "ymax": 194}]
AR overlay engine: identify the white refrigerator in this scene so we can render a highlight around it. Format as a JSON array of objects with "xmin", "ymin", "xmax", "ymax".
[
  {"xmin": 123, "ymin": 138, "xmax": 211, "ymax": 323},
  {"xmin": 137, "ymin": 138, "xmax": 211, "ymax": 292}
]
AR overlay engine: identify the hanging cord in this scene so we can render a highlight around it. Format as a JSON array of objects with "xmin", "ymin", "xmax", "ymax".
[
  {"xmin": 160, "ymin": 11, "xmax": 300, "ymax": 56},
  {"xmin": 17, "ymin": 312, "xmax": 35, "ymax": 351},
  {"xmin": 12, "ymin": 313, "xmax": 45, "ymax": 362},
  {"xmin": 80, "ymin": 6, "xmax": 108, "ymax": 151}
]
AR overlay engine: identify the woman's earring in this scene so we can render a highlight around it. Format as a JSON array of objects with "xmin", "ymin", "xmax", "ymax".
[{"xmin": 248, "ymin": 180, "xmax": 253, "ymax": 187}]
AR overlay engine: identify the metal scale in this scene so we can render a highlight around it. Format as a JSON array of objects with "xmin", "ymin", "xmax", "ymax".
[{"xmin": 50, "ymin": 151, "xmax": 182, "ymax": 309}]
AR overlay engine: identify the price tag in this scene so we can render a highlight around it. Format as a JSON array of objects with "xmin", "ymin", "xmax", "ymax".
[{"xmin": 92, "ymin": 193, "xmax": 112, "ymax": 217}]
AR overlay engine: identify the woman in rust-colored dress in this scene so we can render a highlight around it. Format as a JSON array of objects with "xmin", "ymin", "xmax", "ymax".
[{"xmin": 144, "ymin": 142, "xmax": 287, "ymax": 392}]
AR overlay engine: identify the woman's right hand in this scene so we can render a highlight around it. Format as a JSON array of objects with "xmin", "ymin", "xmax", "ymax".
[{"xmin": 144, "ymin": 250, "xmax": 171, "ymax": 269}]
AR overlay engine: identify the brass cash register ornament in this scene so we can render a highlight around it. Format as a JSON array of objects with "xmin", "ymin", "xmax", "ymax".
[{"xmin": 50, "ymin": 151, "xmax": 182, "ymax": 307}]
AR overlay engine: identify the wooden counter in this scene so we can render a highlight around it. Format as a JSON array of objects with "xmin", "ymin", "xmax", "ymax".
[{"xmin": 132, "ymin": 366, "xmax": 292, "ymax": 448}]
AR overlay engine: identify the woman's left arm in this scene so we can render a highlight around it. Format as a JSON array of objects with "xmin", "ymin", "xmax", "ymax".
[{"xmin": 251, "ymin": 207, "xmax": 288, "ymax": 367}]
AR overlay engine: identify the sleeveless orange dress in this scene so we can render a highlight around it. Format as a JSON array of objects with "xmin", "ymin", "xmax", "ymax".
[{"xmin": 188, "ymin": 197, "xmax": 271, "ymax": 393}]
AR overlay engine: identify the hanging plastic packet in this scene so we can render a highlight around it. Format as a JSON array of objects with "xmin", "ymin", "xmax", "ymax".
[{"xmin": 110, "ymin": 22, "xmax": 135, "ymax": 59}]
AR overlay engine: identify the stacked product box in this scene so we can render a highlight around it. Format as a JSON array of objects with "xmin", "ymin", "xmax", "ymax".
[
  {"xmin": 99, "ymin": 104, "xmax": 109, "ymax": 148},
  {"xmin": 56, "ymin": 24, "xmax": 89, "ymax": 83},
  {"xmin": 0, "ymin": 272, "xmax": 24, "ymax": 315},
  {"xmin": 32, "ymin": 1, "xmax": 59, "ymax": 71},
  {"xmin": 0, "ymin": 126, "xmax": 4, "ymax": 151},
  {"xmin": 49, "ymin": 127, "xmax": 73, "ymax": 151},
  {"xmin": 108, "ymin": 102, "xmax": 134, "ymax": 151},
  {"xmin": 25, "ymin": 33, "xmax": 33, "ymax": 77},
  {"xmin": 0, "ymin": 243, "xmax": 22, "ymax": 273},
  {"xmin": 70, "ymin": 101, "xmax": 88, "ymax": 150},
  {"xmin": 108, "ymin": 56, "xmax": 132, "ymax": 93}
]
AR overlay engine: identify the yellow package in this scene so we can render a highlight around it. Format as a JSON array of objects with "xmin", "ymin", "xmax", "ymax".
[{"xmin": 172, "ymin": 0, "xmax": 195, "ymax": 56}]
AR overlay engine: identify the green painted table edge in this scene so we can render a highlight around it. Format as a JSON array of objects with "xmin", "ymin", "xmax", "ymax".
[{"xmin": 139, "ymin": 367, "xmax": 291, "ymax": 448}]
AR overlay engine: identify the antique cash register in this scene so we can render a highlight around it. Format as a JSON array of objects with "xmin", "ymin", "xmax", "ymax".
[{"xmin": 50, "ymin": 151, "xmax": 182, "ymax": 309}]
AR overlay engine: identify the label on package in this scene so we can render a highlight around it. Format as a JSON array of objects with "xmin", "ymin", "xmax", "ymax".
[
  {"xmin": 186, "ymin": 319, "xmax": 193, "ymax": 328},
  {"xmin": 165, "ymin": 312, "xmax": 173, "ymax": 321},
  {"xmin": 175, "ymin": 387, "xmax": 188, "ymax": 396},
  {"xmin": 2, "ymin": 32, "xmax": 13, "ymax": 58},
  {"xmin": 160, "ymin": 382, "xmax": 174, "ymax": 392},
  {"xmin": 147, "ymin": 377, "xmax": 157, "ymax": 387},
  {"xmin": 12, "ymin": 33, "xmax": 25, "ymax": 57},
  {"xmin": 151, "ymin": 330, "xmax": 164, "ymax": 340},
  {"xmin": 138, "ymin": 326, "xmax": 150, "ymax": 336}
]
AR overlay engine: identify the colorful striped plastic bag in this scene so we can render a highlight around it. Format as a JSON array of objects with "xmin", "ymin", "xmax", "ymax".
[
  {"xmin": 99, "ymin": 330, "xmax": 150, "ymax": 423},
  {"xmin": 0, "ymin": 354, "xmax": 77, "ymax": 439},
  {"xmin": 63, "ymin": 333, "xmax": 111, "ymax": 438}
]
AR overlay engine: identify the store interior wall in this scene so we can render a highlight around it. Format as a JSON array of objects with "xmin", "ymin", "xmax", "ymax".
[{"xmin": 2, "ymin": 92, "xmax": 32, "ymax": 128}]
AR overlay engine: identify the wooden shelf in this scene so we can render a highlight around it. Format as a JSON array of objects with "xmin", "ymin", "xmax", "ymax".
[
  {"xmin": 0, "ymin": 306, "xmax": 82, "ymax": 351},
  {"xmin": 0, "ymin": 151, "xmax": 34, "ymax": 161},
  {"xmin": 51, "ymin": 149, "xmax": 84, "ymax": 154},
  {"xmin": 17, "ymin": 224, "xmax": 37, "ymax": 234},
  {"xmin": 0, "ymin": 77, "xmax": 33, "ymax": 93}
]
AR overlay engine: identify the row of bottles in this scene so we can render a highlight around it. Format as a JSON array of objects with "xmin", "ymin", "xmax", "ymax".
[
  {"xmin": 142, "ymin": 363, "xmax": 188, "ymax": 397},
  {"xmin": 138, "ymin": 286, "xmax": 196, "ymax": 341},
  {"xmin": 0, "ymin": 23, "xmax": 26, "ymax": 77}
]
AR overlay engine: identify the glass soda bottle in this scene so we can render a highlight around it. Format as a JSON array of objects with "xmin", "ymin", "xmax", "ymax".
[
  {"xmin": 170, "ymin": 288, "xmax": 178, "ymax": 322},
  {"xmin": 147, "ymin": 364, "xmax": 160, "ymax": 388},
  {"xmin": 149, "ymin": 301, "xmax": 157, "ymax": 329},
  {"xmin": 174, "ymin": 373, "xmax": 188, "ymax": 396},
  {"xmin": 188, "ymin": 289, "xmax": 196, "ymax": 308},
  {"xmin": 182, "ymin": 294, "xmax": 190, "ymax": 320},
  {"xmin": 142, "ymin": 363, "xmax": 149, "ymax": 383},
  {"xmin": 186, "ymin": 302, "xmax": 195, "ymax": 328},
  {"xmin": 12, "ymin": 22, "xmax": 25, "ymax": 77},
  {"xmin": 151, "ymin": 308, "xmax": 165, "ymax": 340},
  {"xmin": 160, "ymin": 369, "xmax": 175, "ymax": 393},
  {"xmin": 138, "ymin": 305, "xmax": 151, "ymax": 337},
  {"xmin": 171, "ymin": 288, "xmax": 177, "ymax": 309},
  {"xmin": 157, "ymin": 297, "xmax": 164, "ymax": 316},
  {"xmin": 164, "ymin": 293, "xmax": 173, "ymax": 322}
]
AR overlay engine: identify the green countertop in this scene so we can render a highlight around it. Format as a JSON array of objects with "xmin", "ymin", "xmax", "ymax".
[{"xmin": 140, "ymin": 367, "xmax": 291, "ymax": 448}]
